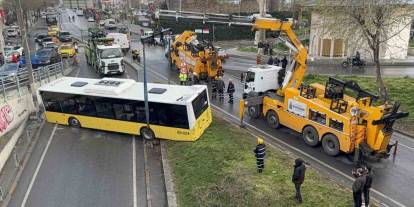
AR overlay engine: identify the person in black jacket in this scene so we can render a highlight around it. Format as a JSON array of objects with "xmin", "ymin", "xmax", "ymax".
[
  {"xmin": 363, "ymin": 166, "xmax": 373, "ymax": 207},
  {"xmin": 267, "ymin": 56, "xmax": 274, "ymax": 65},
  {"xmin": 216, "ymin": 77, "xmax": 225, "ymax": 102},
  {"xmin": 227, "ymin": 79, "xmax": 235, "ymax": 104},
  {"xmin": 281, "ymin": 56, "xmax": 288, "ymax": 69},
  {"xmin": 253, "ymin": 138, "xmax": 266, "ymax": 173},
  {"xmin": 352, "ymin": 168, "xmax": 366, "ymax": 207},
  {"xmin": 292, "ymin": 158, "xmax": 306, "ymax": 203}
]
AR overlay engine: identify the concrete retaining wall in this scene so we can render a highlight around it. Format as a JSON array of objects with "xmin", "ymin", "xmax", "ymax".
[{"xmin": 0, "ymin": 94, "xmax": 35, "ymax": 138}]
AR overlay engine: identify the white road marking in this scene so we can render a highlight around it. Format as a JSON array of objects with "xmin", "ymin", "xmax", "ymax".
[
  {"xmin": 135, "ymin": 61, "xmax": 407, "ymax": 207},
  {"xmin": 21, "ymin": 124, "xmax": 58, "ymax": 207},
  {"xmin": 399, "ymin": 143, "xmax": 414, "ymax": 151},
  {"xmin": 143, "ymin": 140, "xmax": 152, "ymax": 207},
  {"xmin": 132, "ymin": 136, "xmax": 137, "ymax": 207}
]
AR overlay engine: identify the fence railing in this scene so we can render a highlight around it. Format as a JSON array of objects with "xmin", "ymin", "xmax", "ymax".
[{"xmin": 0, "ymin": 62, "xmax": 64, "ymax": 104}]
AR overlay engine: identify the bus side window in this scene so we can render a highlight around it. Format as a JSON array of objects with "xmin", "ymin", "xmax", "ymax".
[
  {"xmin": 95, "ymin": 98, "xmax": 115, "ymax": 119},
  {"xmin": 114, "ymin": 103, "xmax": 134, "ymax": 121},
  {"xmin": 41, "ymin": 92, "xmax": 61, "ymax": 112},
  {"xmin": 60, "ymin": 95, "xmax": 77, "ymax": 114},
  {"xmin": 76, "ymin": 96, "xmax": 96, "ymax": 116}
]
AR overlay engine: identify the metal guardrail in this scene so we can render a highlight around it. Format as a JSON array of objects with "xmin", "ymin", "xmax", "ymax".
[{"xmin": 0, "ymin": 62, "xmax": 64, "ymax": 104}]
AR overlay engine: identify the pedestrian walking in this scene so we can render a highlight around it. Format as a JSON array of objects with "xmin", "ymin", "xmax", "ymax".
[
  {"xmin": 211, "ymin": 77, "xmax": 218, "ymax": 100},
  {"xmin": 363, "ymin": 166, "xmax": 373, "ymax": 207},
  {"xmin": 267, "ymin": 56, "xmax": 274, "ymax": 65},
  {"xmin": 269, "ymin": 42, "xmax": 273, "ymax": 56},
  {"xmin": 227, "ymin": 79, "xmax": 235, "ymax": 104},
  {"xmin": 281, "ymin": 56, "xmax": 288, "ymax": 69},
  {"xmin": 216, "ymin": 77, "xmax": 225, "ymax": 102},
  {"xmin": 253, "ymin": 138, "xmax": 266, "ymax": 173},
  {"xmin": 292, "ymin": 158, "xmax": 306, "ymax": 204},
  {"xmin": 352, "ymin": 168, "xmax": 366, "ymax": 207},
  {"xmin": 68, "ymin": 16, "xmax": 71, "ymax": 22},
  {"xmin": 256, "ymin": 54, "xmax": 262, "ymax": 65},
  {"xmin": 72, "ymin": 15, "xmax": 75, "ymax": 22}
]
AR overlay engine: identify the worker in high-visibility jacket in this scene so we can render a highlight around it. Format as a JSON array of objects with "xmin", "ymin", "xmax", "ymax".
[
  {"xmin": 179, "ymin": 71, "xmax": 188, "ymax": 85},
  {"xmin": 253, "ymin": 138, "xmax": 266, "ymax": 173}
]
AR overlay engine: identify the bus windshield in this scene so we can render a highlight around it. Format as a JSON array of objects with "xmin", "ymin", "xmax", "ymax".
[{"xmin": 192, "ymin": 89, "xmax": 208, "ymax": 119}]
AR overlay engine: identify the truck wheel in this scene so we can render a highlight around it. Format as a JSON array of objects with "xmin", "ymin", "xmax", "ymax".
[
  {"xmin": 266, "ymin": 110, "xmax": 280, "ymax": 129},
  {"xmin": 140, "ymin": 127, "xmax": 155, "ymax": 140},
  {"xmin": 248, "ymin": 106, "xmax": 261, "ymax": 119},
  {"xmin": 68, "ymin": 117, "xmax": 81, "ymax": 127},
  {"xmin": 322, "ymin": 134, "xmax": 340, "ymax": 156},
  {"xmin": 302, "ymin": 126, "xmax": 320, "ymax": 147}
]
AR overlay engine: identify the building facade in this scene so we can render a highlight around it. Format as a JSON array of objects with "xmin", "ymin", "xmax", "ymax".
[{"xmin": 308, "ymin": 11, "xmax": 412, "ymax": 60}]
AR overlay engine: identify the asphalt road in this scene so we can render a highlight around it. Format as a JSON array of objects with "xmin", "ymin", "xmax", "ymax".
[
  {"xmin": 8, "ymin": 15, "xmax": 167, "ymax": 207},
  {"xmin": 9, "ymin": 10, "xmax": 414, "ymax": 207}
]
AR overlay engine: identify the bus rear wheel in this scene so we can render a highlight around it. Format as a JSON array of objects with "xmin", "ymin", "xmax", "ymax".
[
  {"xmin": 140, "ymin": 127, "xmax": 155, "ymax": 140},
  {"xmin": 302, "ymin": 126, "xmax": 319, "ymax": 147},
  {"xmin": 322, "ymin": 134, "xmax": 340, "ymax": 156},
  {"xmin": 266, "ymin": 110, "xmax": 280, "ymax": 129},
  {"xmin": 68, "ymin": 117, "xmax": 81, "ymax": 127}
]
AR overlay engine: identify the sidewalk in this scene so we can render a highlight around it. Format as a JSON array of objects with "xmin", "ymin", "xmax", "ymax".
[{"xmin": 226, "ymin": 47, "xmax": 414, "ymax": 67}]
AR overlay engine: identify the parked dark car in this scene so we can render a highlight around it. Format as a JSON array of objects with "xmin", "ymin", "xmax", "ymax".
[
  {"xmin": 58, "ymin": 31, "xmax": 72, "ymax": 42},
  {"xmin": 33, "ymin": 48, "xmax": 61, "ymax": 67},
  {"xmin": 35, "ymin": 34, "xmax": 48, "ymax": 43},
  {"xmin": 0, "ymin": 62, "xmax": 26, "ymax": 82}
]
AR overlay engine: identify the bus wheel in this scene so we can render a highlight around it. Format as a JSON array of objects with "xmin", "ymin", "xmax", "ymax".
[
  {"xmin": 140, "ymin": 127, "xmax": 155, "ymax": 140},
  {"xmin": 322, "ymin": 134, "xmax": 340, "ymax": 156},
  {"xmin": 302, "ymin": 126, "xmax": 319, "ymax": 147},
  {"xmin": 68, "ymin": 117, "xmax": 81, "ymax": 127},
  {"xmin": 248, "ymin": 106, "xmax": 261, "ymax": 119},
  {"xmin": 266, "ymin": 110, "xmax": 280, "ymax": 129}
]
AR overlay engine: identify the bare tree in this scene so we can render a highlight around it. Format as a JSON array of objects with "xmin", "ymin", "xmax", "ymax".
[{"xmin": 316, "ymin": 0, "xmax": 413, "ymax": 101}]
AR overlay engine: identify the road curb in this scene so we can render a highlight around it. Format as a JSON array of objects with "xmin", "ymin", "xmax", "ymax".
[
  {"xmin": 395, "ymin": 129, "xmax": 414, "ymax": 139},
  {"xmin": 160, "ymin": 141, "xmax": 177, "ymax": 207},
  {"xmin": 1, "ymin": 120, "xmax": 45, "ymax": 207}
]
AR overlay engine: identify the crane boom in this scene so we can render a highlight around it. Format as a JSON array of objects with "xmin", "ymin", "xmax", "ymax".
[{"xmin": 253, "ymin": 18, "xmax": 308, "ymax": 95}]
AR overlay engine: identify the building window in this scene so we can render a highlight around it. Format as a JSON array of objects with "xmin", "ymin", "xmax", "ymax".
[
  {"xmin": 333, "ymin": 39, "xmax": 344, "ymax": 57},
  {"xmin": 322, "ymin": 39, "xmax": 331, "ymax": 57}
]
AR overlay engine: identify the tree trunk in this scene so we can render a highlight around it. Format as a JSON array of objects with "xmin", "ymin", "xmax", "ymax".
[{"xmin": 374, "ymin": 43, "xmax": 389, "ymax": 101}]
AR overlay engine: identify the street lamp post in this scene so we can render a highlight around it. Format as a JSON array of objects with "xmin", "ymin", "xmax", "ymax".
[
  {"xmin": 140, "ymin": 28, "xmax": 172, "ymax": 128},
  {"xmin": 16, "ymin": 0, "xmax": 39, "ymax": 118}
]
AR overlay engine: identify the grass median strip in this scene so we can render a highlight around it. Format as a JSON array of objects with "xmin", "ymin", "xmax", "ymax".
[
  {"xmin": 167, "ymin": 117, "xmax": 352, "ymax": 207},
  {"xmin": 304, "ymin": 75, "xmax": 414, "ymax": 133}
]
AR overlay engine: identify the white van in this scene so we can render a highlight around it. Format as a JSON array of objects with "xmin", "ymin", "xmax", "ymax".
[
  {"xmin": 107, "ymin": 33, "xmax": 130, "ymax": 52},
  {"xmin": 104, "ymin": 19, "xmax": 117, "ymax": 30},
  {"xmin": 76, "ymin": 9, "xmax": 84, "ymax": 16}
]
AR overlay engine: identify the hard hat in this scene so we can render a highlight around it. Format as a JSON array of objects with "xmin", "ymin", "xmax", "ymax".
[{"xmin": 257, "ymin": 138, "xmax": 264, "ymax": 144}]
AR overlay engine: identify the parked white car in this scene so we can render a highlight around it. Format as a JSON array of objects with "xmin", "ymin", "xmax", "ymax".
[
  {"xmin": 6, "ymin": 29, "xmax": 18, "ymax": 37},
  {"xmin": 99, "ymin": 20, "xmax": 105, "ymax": 26},
  {"xmin": 88, "ymin": 17, "xmax": 95, "ymax": 22}
]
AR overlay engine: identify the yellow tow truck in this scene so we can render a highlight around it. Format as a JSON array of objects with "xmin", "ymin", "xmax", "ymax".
[{"xmin": 240, "ymin": 18, "xmax": 408, "ymax": 160}]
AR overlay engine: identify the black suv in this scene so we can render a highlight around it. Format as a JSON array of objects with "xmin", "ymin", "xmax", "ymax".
[
  {"xmin": 58, "ymin": 31, "xmax": 72, "ymax": 42},
  {"xmin": 34, "ymin": 48, "xmax": 62, "ymax": 67}
]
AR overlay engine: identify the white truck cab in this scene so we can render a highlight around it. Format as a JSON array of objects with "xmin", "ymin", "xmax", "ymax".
[
  {"xmin": 241, "ymin": 65, "xmax": 283, "ymax": 98},
  {"xmin": 97, "ymin": 45, "xmax": 124, "ymax": 75}
]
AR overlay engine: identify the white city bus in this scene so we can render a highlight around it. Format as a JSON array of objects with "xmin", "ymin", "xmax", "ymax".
[{"xmin": 38, "ymin": 77, "xmax": 212, "ymax": 141}]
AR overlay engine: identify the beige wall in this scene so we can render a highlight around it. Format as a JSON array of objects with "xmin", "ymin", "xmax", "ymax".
[{"xmin": 309, "ymin": 11, "xmax": 411, "ymax": 60}]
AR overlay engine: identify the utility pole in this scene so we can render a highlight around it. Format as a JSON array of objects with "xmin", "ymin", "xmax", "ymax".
[
  {"xmin": 255, "ymin": 0, "xmax": 266, "ymax": 46},
  {"xmin": 16, "ymin": 0, "xmax": 39, "ymax": 115}
]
